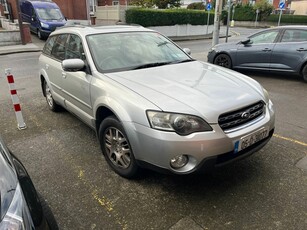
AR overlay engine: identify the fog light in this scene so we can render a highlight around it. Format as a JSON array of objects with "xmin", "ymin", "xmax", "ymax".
[{"xmin": 170, "ymin": 155, "xmax": 188, "ymax": 169}]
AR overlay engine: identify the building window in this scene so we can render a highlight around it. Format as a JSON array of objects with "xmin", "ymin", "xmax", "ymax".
[{"xmin": 112, "ymin": 1, "xmax": 119, "ymax": 5}]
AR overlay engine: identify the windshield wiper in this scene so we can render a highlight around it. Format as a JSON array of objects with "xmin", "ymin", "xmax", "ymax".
[
  {"xmin": 157, "ymin": 41, "xmax": 169, "ymax": 47},
  {"xmin": 173, "ymin": 59, "xmax": 195, "ymax": 63},
  {"xmin": 132, "ymin": 62, "xmax": 172, "ymax": 70}
]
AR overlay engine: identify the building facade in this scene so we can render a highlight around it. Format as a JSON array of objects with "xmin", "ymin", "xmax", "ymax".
[{"xmin": 0, "ymin": 0, "xmax": 91, "ymax": 21}]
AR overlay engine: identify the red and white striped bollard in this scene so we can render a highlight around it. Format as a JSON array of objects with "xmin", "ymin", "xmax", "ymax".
[{"xmin": 5, "ymin": 68, "xmax": 27, "ymax": 130}]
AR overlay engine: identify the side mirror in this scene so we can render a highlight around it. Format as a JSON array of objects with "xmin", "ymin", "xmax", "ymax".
[
  {"xmin": 31, "ymin": 17, "xmax": 36, "ymax": 22},
  {"xmin": 62, "ymin": 59, "xmax": 85, "ymax": 72},
  {"xmin": 183, "ymin": 48, "xmax": 191, "ymax": 55},
  {"xmin": 240, "ymin": 38, "xmax": 251, "ymax": 45}
]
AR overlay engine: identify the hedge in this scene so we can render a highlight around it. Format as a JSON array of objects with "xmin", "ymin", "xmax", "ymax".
[
  {"xmin": 126, "ymin": 8, "xmax": 214, "ymax": 27},
  {"xmin": 267, "ymin": 14, "xmax": 307, "ymax": 24},
  {"xmin": 125, "ymin": 7, "xmax": 307, "ymax": 27}
]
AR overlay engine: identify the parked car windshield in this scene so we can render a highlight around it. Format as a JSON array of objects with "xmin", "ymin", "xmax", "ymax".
[
  {"xmin": 87, "ymin": 32, "xmax": 192, "ymax": 73},
  {"xmin": 36, "ymin": 8, "xmax": 63, "ymax": 20}
]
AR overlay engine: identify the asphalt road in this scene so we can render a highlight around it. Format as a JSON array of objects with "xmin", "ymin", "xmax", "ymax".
[{"xmin": 0, "ymin": 33, "xmax": 306, "ymax": 230}]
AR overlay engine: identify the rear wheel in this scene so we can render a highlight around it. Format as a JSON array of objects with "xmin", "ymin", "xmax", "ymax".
[
  {"xmin": 214, "ymin": 54, "xmax": 232, "ymax": 69},
  {"xmin": 302, "ymin": 63, "xmax": 307, "ymax": 83},
  {"xmin": 99, "ymin": 116, "xmax": 138, "ymax": 178}
]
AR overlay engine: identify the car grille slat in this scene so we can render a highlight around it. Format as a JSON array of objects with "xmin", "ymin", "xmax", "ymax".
[{"xmin": 218, "ymin": 101, "xmax": 265, "ymax": 131}]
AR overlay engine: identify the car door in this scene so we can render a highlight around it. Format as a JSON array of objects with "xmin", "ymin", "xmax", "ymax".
[
  {"xmin": 42, "ymin": 34, "xmax": 68, "ymax": 103},
  {"xmin": 235, "ymin": 29, "xmax": 279, "ymax": 69},
  {"xmin": 61, "ymin": 34, "xmax": 93, "ymax": 127},
  {"xmin": 270, "ymin": 28, "xmax": 307, "ymax": 72}
]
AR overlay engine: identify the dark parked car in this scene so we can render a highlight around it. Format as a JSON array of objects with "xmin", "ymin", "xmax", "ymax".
[
  {"xmin": 0, "ymin": 135, "xmax": 58, "ymax": 229},
  {"xmin": 207, "ymin": 26, "xmax": 307, "ymax": 82}
]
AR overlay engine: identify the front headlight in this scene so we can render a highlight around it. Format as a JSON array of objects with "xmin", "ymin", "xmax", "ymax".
[
  {"xmin": 40, "ymin": 22, "xmax": 49, "ymax": 29},
  {"xmin": 147, "ymin": 111, "xmax": 212, "ymax": 136},
  {"xmin": 208, "ymin": 46, "xmax": 216, "ymax": 52},
  {"xmin": 0, "ymin": 184, "xmax": 33, "ymax": 230}
]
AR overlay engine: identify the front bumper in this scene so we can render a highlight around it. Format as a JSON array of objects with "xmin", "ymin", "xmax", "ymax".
[{"xmin": 125, "ymin": 103, "xmax": 275, "ymax": 174}]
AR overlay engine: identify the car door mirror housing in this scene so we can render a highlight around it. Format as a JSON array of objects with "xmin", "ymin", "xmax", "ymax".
[
  {"xmin": 62, "ymin": 59, "xmax": 85, "ymax": 72},
  {"xmin": 241, "ymin": 38, "xmax": 251, "ymax": 45},
  {"xmin": 183, "ymin": 48, "xmax": 191, "ymax": 55}
]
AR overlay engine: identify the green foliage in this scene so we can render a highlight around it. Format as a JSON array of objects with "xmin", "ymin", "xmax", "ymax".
[
  {"xmin": 125, "ymin": 8, "xmax": 214, "ymax": 27},
  {"xmin": 253, "ymin": 0, "xmax": 274, "ymax": 21},
  {"xmin": 187, "ymin": 2, "xmax": 205, "ymax": 10},
  {"xmin": 267, "ymin": 14, "xmax": 307, "ymax": 24},
  {"xmin": 153, "ymin": 0, "xmax": 182, "ymax": 9},
  {"xmin": 130, "ymin": 0, "xmax": 154, "ymax": 8},
  {"xmin": 232, "ymin": 4, "xmax": 256, "ymax": 21}
]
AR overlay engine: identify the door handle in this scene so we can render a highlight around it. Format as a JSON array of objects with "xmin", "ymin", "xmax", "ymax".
[
  {"xmin": 62, "ymin": 72, "xmax": 67, "ymax": 79},
  {"xmin": 296, "ymin": 48, "xmax": 307, "ymax": 52},
  {"xmin": 45, "ymin": 64, "xmax": 49, "ymax": 70},
  {"xmin": 262, "ymin": 48, "xmax": 271, "ymax": 52}
]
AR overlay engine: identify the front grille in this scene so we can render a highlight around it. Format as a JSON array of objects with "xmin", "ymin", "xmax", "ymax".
[{"xmin": 218, "ymin": 101, "xmax": 265, "ymax": 131}]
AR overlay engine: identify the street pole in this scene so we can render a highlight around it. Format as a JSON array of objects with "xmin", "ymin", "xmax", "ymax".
[
  {"xmin": 255, "ymin": 9, "xmax": 259, "ymax": 27},
  {"xmin": 206, "ymin": 11, "xmax": 210, "ymax": 34},
  {"xmin": 15, "ymin": 0, "xmax": 26, "ymax": 45},
  {"xmin": 278, "ymin": 9, "xmax": 282, "ymax": 26},
  {"xmin": 212, "ymin": 0, "xmax": 222, "ymax": 46},
  {"xmin": 225, "ymin": 0, "xmax": 231, "ymax": 43}
]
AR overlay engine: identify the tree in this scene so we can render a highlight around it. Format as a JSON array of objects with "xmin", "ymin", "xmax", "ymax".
[
  {"xmin": 153, "ymin": 0, "xmax": 182, "ymax": 9},
  {"xmin": 253, "ymin": 0, "xmax": 274, "ymax": 21},
  {"xmin": 130, "ymin": 0, "xmax": 154, "ymax": 8}
]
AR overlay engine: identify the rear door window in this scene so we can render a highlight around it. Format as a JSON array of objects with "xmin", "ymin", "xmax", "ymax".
[{"xmin": 281, "ymin": 29, "xmax": 307, "ymax": 43}]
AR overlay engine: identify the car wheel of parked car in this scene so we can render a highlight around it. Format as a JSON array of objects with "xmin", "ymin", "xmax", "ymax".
[
  {"xmin": 214, "ymin": 54, "xmax": 232, "ymax": 69},
  {"xmin": 43, "ymin": 80, "xmax": 60, "ymax": 112},
  {"xmin": 99, "ymin": 116, "xmax": 138, "ymax": 178},
  {"xmin": 38, "ymin": 194, "xmax": 59, "ymax": 230},
  {"xmin": 302, "ymin": 64, "xmax": 307, "ymax": 83},
  {"xmin": 37, "ymin": 29, "xmax": 45, "ymax": 40}
]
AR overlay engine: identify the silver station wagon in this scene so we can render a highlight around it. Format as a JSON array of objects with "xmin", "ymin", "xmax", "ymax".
[{"xmin": 39, "ymin": 25, "xmax": 275, "ymax": 178}]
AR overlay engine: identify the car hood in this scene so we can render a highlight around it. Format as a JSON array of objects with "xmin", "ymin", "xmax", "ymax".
[
  {"xmin": 0, "ymin": 139, "xmax": 17, "ymax": 220},
  {"xmin": 105, "ymin": 61, "xmax": 265, "ymax": 123},
  {"xmin": 212, "ymin": 42, "xmax": 238, "ymax": 51}
]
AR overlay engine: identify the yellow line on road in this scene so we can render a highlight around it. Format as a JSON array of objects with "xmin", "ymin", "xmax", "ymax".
[{"xmin": 273, "ymin": 134, "xmax": 307, "ymax": 147}]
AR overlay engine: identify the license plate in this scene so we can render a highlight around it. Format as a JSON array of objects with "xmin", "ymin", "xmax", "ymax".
[{"xmin": 234, "ymin": 128, "xmax": 268, "ymax": 153}]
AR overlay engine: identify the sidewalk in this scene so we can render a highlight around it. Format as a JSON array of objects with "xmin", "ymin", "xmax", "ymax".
[{"xmin": 0, "ymin": 43, "xmax": 41, "ymax": 55}]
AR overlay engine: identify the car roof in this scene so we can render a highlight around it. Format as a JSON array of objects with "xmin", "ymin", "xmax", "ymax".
[{"xmin": 51, "ymin": 25, "xmax": 154, "ymax": 37}]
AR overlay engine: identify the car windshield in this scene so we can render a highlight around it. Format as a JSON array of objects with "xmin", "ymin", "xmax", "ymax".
[
  {"xmin": 87, "ymin": 32, "xmax": 192, "ymax": 73},
  {"xmin": 36, "ymin": 8, "xmax": 63, "ymax": 20}
]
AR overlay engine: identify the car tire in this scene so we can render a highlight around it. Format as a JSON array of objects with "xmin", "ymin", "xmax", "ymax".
[
  {"xmin": 99, "ymin": 116, "xmax": 139, "ymax": 178},
  {"xmin": 37, "ymin": 29, "xmax": 46, "ymax": 40},
  {"xmin": 302, "ymin": 64, "xmax": 307, "ymax": 83},
  {"xmin": 214, "ymin": 54, "xmax": 232, "ymax": 69},
  {"xmin": 38, "ymin": 194, "xmax": 59, "ymax": 230},
  {"xmin": 43, "ymin": 80, "xmax": 60, "ymax": 112}
]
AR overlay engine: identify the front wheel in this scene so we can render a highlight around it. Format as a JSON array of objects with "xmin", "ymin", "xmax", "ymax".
[
  {"xmin": 37, "ymin": 29, "xmax": 46, "ymax": 40},
  {"xmin": 38, "ymin": 194, "xmax": 59, "ymax": 230},
  {"xmin": 99, "ymin": 116, "xmax": 139, "ymax": 178},
  {"xmin": 214, "ymin": 54, "xmax": 232, "ymax": 69},
  {"xmin": 43, "ymin": 80, "xmax": 60, "ymax": 112},
  {"xmin": 302, "ymin": 63, "xmax": 307, "ymax": 83}
]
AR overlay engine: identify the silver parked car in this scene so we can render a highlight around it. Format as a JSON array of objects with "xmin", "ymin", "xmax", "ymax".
[
  {"xmin": 39, "ymin": 25, "xmax": 275, "ymax": 178},
  {"xmin": 207, "ymin": 26, "xmax": 307, "ymax": 82}
]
